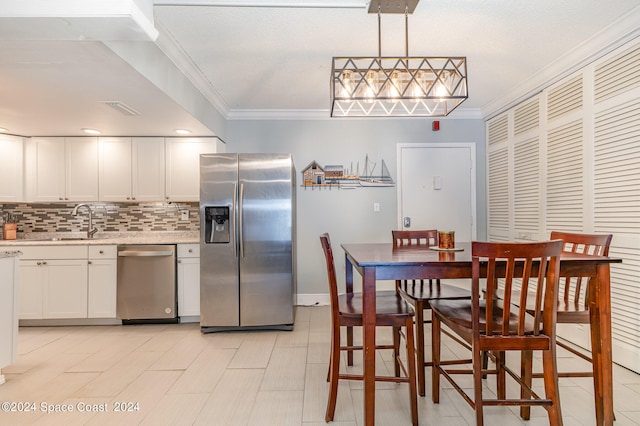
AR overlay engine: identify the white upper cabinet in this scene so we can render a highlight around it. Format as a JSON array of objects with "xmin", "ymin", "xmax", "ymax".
[
  {"xmin": 99, "ymin": 137, "xmax": 165, "ymax": 202},
  {"xmin": 99, "ymin": 137, "xmax": 131, "ymax": 201},
  {"xmin": 26, "ymin": 137, "xmax": 99, "ymax": 202},
  {"xmin": 165, "ymin": 137, "xmax": 219, "ymax": 201},
  {"xmin": 0, "ymin": 134, "xmax": 24, "ymax": 202},
  {"xmin": 133, "ymin": 137, "xmax": 165, "ymax": 201}
]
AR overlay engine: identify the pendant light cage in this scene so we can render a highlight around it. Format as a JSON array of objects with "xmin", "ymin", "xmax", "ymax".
[
  {"xmin": 330, "ymin": 0, "xmax": 468, "ymax": 117},
  {"xmin": 330, "ymin": 56, "xmax": 468, "ymax": 117}
]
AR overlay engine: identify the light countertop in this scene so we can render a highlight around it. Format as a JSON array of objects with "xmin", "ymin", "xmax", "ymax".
[{"xmin": 0, "ymin": 231, "xmax": 199, "ymax": 246}]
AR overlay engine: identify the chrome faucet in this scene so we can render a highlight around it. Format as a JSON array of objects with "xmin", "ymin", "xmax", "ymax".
[{"xmin": 72, "ymin": 203, "xmax": 98, "ymax": 239}]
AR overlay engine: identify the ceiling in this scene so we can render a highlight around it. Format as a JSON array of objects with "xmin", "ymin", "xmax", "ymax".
[{"xmin": 1, "ymin": 0, "xmax": 639, "ymax": 138}]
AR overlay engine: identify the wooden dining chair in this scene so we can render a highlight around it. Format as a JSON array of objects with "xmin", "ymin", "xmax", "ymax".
[
  {"xmin": 320, "ymin": 233, "xmax": 418, "ymax": 425},
  {"xmin": 431, "ymin": 240, "xmax": 564, "ymax": 426},
  {"xmin": 518, "ymin": 231, "xmax": 613, "ymax": 420},
  {"xmin": 392, "ymin": 229, "xmax": 471, "ymax": 396}
]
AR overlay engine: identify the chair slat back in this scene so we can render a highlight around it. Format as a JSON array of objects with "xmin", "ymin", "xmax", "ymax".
[
  {"xmin": 472, "ymin": 240, "xmax": 563, "ymax": 338},
  {"xmin": 392, "ymin": 230, "xmax": 438, "ymax": 248},
  {"xmin": 550, "ymin": 231, "xmax": 613, "ymax": 309},
  {"xmin": 320, "ymin": 233, "xmax": 340, "ymax": 321}
]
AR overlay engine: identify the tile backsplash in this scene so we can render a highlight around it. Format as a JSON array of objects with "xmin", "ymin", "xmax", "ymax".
[{"xmin": 0, "ymin": 202, "xmax": 199, "ymax": 236}]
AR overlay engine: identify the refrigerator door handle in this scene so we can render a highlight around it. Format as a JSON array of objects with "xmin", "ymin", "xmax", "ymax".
[
  {"xmin": 232, "ymin": 183, "xmax": 237, "ymax": 257},
  {"xmin": 239, "ymin": 182, "xmax": 245, "ymax": 258}
]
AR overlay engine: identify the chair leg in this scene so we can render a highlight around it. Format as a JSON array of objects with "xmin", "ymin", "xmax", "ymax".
[
  {"xmin": 346, "ymin": 326, "xmax": 354, "ymax": 366},
  {"xmin": 414, "ymin": 300, "xmax": 426, "ymax": 396},
  {"xmin": 431, "ymin": 312, "xmax": 441, "ymax": 403},
  {"xmin": 495, "ymin": 350, "xmax": 506, "ymax": 400},
  {"xmin": 393, "ymin": 326, "xmax": 401, "ymax": 377},
  {"xmin": 405, "ymin": 319, "xmax": 419, "ymax": 426},
  {"xmin": 520, "ymin": 349, "xmax": 533, "ymax": 420},
  {"xmin": 541, "ymin": 346, "xmax": 563, "ymax": 426},
  {"xmin": 481, "ymin": 350, "xmax": 489, "ymax": 379},
  {"xmin": 472, "ymin": 345, "xmax": 485, "ymax": 426},
  {"xmin": 325, "ymin": 323, "xmax": 341, "ymax": 422}
]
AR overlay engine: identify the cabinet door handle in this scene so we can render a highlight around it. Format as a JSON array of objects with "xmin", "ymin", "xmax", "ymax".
[
  {"xmin": 99, "ymin": 250, "xmax": 104, "ymax": 254},
  {"xmin": 177, "ymin": 260, "xmax": 182, "ymax": 264},
  {"xmin": 42, "ymin": 261, "xmax": 47, "ymax": 265},
  {"xmin": 88, "ymin": 260, "xmax": 93, "ymax": 265},
  {"xmin": 188, "ymin": 249, "xmax": 193, "ymax": 253}
]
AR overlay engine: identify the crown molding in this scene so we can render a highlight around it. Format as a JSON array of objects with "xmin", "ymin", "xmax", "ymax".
[
  {"xmin": 154, "ymin": 19, "xmax": 231, "ymax": 119},
  {"xmin": 154, "ymin": 0, "xmax": 366, "ymax": 8}
]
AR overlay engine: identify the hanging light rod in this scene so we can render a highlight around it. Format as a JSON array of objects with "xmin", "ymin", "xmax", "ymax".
[{"xmin": 330, "ymin": 0, "xmax": 468, "ymax": 118}]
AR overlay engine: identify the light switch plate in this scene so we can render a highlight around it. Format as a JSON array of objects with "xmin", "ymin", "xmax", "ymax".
[
  {"xmin": 373, "ymin": 202, "xmax": 380, "ymax": 212},
  {"xmin": 181, "ymin": 210, "xmax": 189, "ymax": 221}
]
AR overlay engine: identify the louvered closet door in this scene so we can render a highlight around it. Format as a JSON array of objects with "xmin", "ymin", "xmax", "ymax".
[
  {"xmin": 593, "ymin": 45, "xmax": 640, "ymax": 367},
  {"xmin": 546, "ymin": 120, "xmax": 584, "ymax": 231},
  {"xmin": 513, "ymin": 98, "xmax": 541, "ymax": 241},
  {"xmin": 486, "ymin": 115, "xmax": 510, "ymax": 241},
  {"xmin": 484, "ymin": 38, "xmax": 640, "ymax": 372}
]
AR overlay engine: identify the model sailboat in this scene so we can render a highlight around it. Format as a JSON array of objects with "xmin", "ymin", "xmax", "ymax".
[{"xmin": 359, "ymin": 155, "xmax": 395, "ymax": 187}]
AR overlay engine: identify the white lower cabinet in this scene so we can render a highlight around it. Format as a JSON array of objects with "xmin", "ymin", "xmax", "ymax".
[
  {"xmin": 88, "ymin": 246, "xmax": 117, "ymax": 318},
  {"xmin": 177, "ymin": 244, "xmax": 200, "ymax": 318},
  {"xmin": 42, "ymin": 259, "xmax": 88, "ymax": 318},
  {"xmin": 17, "ymin": 245, "xmax": 118, "ymax": 320},
  {"xmin": 18, "ymin": 261, "xmax": 44, "ymax": 320},
  {"xmin": 18, "ymin": 246, "xmax": 89, "ymax": 320}
]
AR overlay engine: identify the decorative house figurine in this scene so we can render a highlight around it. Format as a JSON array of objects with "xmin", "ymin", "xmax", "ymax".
[
  {"xmin": 324, "ymin": 165, "xmax": 344, "ymax": 179},
  {"xmin": 302, "ymin": 161, "xmax": 325, "ymax": 186}
]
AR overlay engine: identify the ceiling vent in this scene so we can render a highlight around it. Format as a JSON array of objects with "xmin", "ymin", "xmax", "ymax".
[{"xmin": 100, "ymin": 101, "xmax": 141, "ymax": 116}]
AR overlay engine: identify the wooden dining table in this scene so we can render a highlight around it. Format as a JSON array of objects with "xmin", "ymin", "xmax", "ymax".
[{"xmin": 341, "ymin": 241, "xmax": 622, "ymax": 426}]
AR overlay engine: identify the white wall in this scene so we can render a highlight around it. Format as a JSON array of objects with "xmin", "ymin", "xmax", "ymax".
[{"xmin": 226, "ymin": 118, "xmax": 485, "ymax": 301}]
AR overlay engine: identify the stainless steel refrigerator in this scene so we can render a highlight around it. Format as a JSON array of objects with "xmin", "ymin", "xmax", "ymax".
[{"xmin": 199, "ymin": 153, "xmax": 296, "ymax": 332}]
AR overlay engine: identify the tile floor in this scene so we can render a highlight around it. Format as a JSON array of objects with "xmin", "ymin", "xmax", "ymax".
[{"xmin": 1, "ymin": 306, "xmax": 639, "ymax": 425}]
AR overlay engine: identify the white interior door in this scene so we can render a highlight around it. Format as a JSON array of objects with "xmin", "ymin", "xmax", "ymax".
[{"xmin": 397, "ymin": 143, "xmax": 476, "ymax": 242}]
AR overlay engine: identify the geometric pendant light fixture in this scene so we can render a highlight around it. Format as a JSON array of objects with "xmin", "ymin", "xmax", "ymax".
[{"xmin": 330, "ymin": 0, "xmax": 468, "ymax": 117}]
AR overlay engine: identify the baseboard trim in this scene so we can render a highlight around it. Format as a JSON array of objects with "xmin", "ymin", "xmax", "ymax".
[{"xmin": 296, "ymin": 293, "xmax": 330, "ymax": 306}]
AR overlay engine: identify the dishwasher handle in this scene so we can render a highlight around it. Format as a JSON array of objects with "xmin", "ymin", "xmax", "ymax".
[{"xmin": 118, "ymin": 250, "xmax": 174, "ymax": 257}]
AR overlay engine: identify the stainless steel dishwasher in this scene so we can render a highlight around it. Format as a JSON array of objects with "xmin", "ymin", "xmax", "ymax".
[{"xmin": 116, "ymin": 245, "xmax": 178, "ymax": 323}]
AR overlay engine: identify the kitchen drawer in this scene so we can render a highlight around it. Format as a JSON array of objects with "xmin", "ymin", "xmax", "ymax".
[
  {"xmin": 15, "ymin": 245, "xmax": 87, "ymax": 260},
  {"xmin": 178, "ymin": 243, "xmax": 199, "ymax": 258},
  {"xmin": 89, "ymin": 245, "xmax": 117, "ymax": 259}
]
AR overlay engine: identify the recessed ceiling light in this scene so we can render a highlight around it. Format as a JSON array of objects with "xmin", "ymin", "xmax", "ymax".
[
  {"xmin": 81, "ymin": 128, "xmax": 101, "ymax": 135},
  {"xmin": 175, "ymin": 129, "xmax": 191, "ymax": 135},
  {"xmin": 0, "ymin": 127, "xmax": 8, "ymax": 133}
]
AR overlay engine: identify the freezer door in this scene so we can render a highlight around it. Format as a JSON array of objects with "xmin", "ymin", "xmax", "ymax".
[
  {"xmin": 238, "ymin": 154, "xmax": 294, "ymax": 327},
  {"xmin": 200, "ymin": 154, "xmax": 240, "ymax": 327}
]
